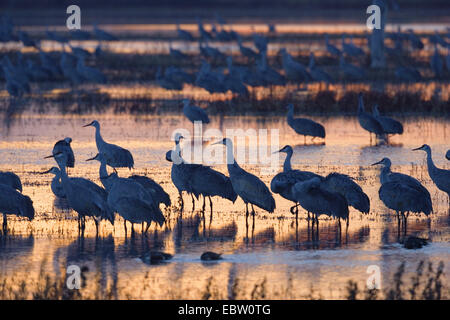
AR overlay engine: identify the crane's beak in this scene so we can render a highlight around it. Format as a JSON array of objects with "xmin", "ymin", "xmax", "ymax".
[
  {"xmin": 82, "ymin": 122, "xmax": 92, "ymax": 127},
  {"xmin": 211, "ymin": 140, "xmax": 222, "ymax": 146},
  {"xmin": 86, "ymin": 156, "xmax": 96, "ymax": 161},
  {"xmin": 412, "ymin": 146, "xmax": 422, "ymax": 151},
  {"xmin": 39, "ymin": 168, "xmax": 52, "ymax": 174},
  {"xmin": 44, "ymin": 154, "xmax": 54, "ymax": 159},
  {"xmin": 371, "ymin": 160, "xmax": 383, "ymax": 166}
]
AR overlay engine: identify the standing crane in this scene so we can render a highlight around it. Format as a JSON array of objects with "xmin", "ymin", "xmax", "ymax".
[
  {"xmin": 286, "ymin": 104, "xmax": 325, "ymax": 143},
  {"xmin": 292, "ymin": 177, "xmax": 349, "ymax": 228},
  {"xmin": 45, "ymin": 151, "xmax": 114, "ymax": 233},
  {"xmin": 212, "ymin": 138, "xmax": 275, "ymax": 226},
  {"xmin": 52, "ymin": 137, "xmax": 75, "ymax": 169},
  {"xmin": 413, "ymin": 145, "xmax": 450, "ymax": 205},
  {"xmin": 83, "ymin": 120, "xmax": 134, "ymax": 170},
  {"xmin": 0, "ymin": 184, "xmax": 34, "ymax": 232},
  {"xmin": 0, "ymin": 171, "xmax": 22, "ymax": 192},
  {"xmin": 357, "ymin": 92, "xmax": 384, "ymax": 144},
  {"xmin": 372, "ymin": 104, "xmax": 403, "ymax": 136}
]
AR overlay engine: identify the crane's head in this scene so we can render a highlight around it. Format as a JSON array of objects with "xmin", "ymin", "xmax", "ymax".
[
  {"xmin": 64, "ymin": 137, "xmax": 72, "ymax": 144},
  {"xmin": 371, "ymin": 157, "xmax": 391, "ymax": 168},
  {"xmin": 39, "ymin": 167, "xmax": 60, "ymax": 175},
  {"xmin": 212, "ymin": 137, "xmax": 232, "ymax": 147},
  {"xmin": 173, "ymin": 132, "xmax": 184, "ymax": 143},
  {"xmin": 412, "ymin": 144, "xmax": 431, "ymax": 153},
  {"xmin": 44, "ymin": 151, "xmax": 67, "ymax": 168},
  {"xmin": 286, "ymin": 103, "xmax": 294, "ymax": 111},
  {"xmin": 83, "ymin": 120, "xmax": 100, "ymax": 128},
  {"xmin": 274, "ymin": 145, "xmax": 293, "ymax": 154},
  {"xmin": 86, "ymin": 153, "xmax": 105, "ymax": 163}
]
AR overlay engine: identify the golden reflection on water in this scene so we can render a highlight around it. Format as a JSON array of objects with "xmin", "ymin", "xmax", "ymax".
[{"xmin": 0, "ymin": 114, "xmax": 449, "ymax": 299}]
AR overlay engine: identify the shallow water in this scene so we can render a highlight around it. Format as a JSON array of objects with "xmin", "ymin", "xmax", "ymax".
[{"xmin": 0, "ymin": 113, "xmax": 449, "ymax": 299}]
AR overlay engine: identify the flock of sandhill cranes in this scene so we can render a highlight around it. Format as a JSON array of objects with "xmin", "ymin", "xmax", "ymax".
[
  {"xmin": 1, "ymin": 15, "xmax": 450, "ymax": 98},
  {"xmin": 0, "ymin": 96, "xmax": 449, "ymax": 236}
]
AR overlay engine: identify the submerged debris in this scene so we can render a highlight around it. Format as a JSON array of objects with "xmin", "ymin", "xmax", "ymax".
[{"xmin": 201, "ymin": 251, "xmax": 222, "ymax": 261}]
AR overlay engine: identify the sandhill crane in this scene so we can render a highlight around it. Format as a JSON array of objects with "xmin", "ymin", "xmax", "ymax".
[
  {"xmin": 286, "ymin": 104, "xmax": 326, "ymax": 143},
  {"xmin": 272, "ymin": 146, "xmax": 369, "ymax": 219},
  {"xmin": 18, "ymin": 31, "xmax": 38, "ymax": 48},
  {"xmin": 197, "ymin": 19, "xmax": 213, "ymax": 41},
  {"xmin": 86, "ymin": 152, "xmax": 171, "ymax": 209},
  {"xmin": 430, "ymin": 45, "xmax": 443, "ymax": 78},
  {"xmin": 406, "ymin": 29, "xmax": 424, "ymax": 50},
  {"xmin": 395, "ymin": 66, "xmax": 422, "ymax": 82},
  {"xmin": 70, "ymin": 45, "xmax": 91, "ymax": 60},
  {"xmin": 39, "ymin": 167, "xmax": 66, "ymax": 198},
  {"xmin": 372, "ymin": 157, "xmax": 432, "ymax": 224},
  {"xmin": 166, "ymin": 133, "xmax": 200, "ymax": 211},
  {"xmin": 156, "ymin": 66, "xmax": 183, "ymax": 90},
  {"xmin": 339, "ymin": 55, "xmax": 366, "ymax": 80},
  {"xmin": 0, "ymin": 184, "xmax": 34, "ymax": 232},
  {"xmin": 256, "ymin": 52, "xmax": 286, "ymax": 86},
  {"xmin": 320, "ymin": 172, "xmax": 370, "ymax": 215},
  {"xmin": 212, "ymin": 138, "xmax": 275, "ymax": 224},
  {"xmin": 413, "ymin": 144, "xmax": 450, "ymax": 204},
  {"xmin": 85, "ymin": 153, "xmax": 166, "ymax": 235},
  {"xmin": 45, "ymin": 152, "xmax": 114, "ymax": 233},
  {"xmin": 176, "ymin": 23, "xmax": 194, "ymax": 42},
  {"xmin": 183, "ymin": 99, "xmax": 210, "ymax": 124},
  {"xmin": 76, "ymin": 58, "xmax": 106, "ymax": 84},
  {"xmin": 252, "ymin": 33, "xmax": 268, "ymax": 53},
  {"xmin": 52, "ymin": 137, "xmax": 75, "ymax": 169},
  {"xmin": 292, "ymin": 177, "xmax": 349, "ymax": 228},
  {"xmin": 270, "ymin": 145, "xmax": 321, "ymax": 219},
  {"xmin": 70, "ymin": 29, "xmax": 91, "ymax": 40},
  {"xmin": 107, "ymin": 171, "xmax": 165, "ymax": 236},
  {"xmin": 372, "ymin": 104, "xmax": 403, "ymax": 136},
  {"xmin": 325, "ymin": 34, "xmax": 341, "ymax": 57},
  {"xmin": 341, "ymin": 35, "xmax": 364, "ymax": 57},
  {"xmin": 378, "ymin": 181, "xmax": 432, "ymax": 230},
  {"xmin": 357, "ymin": 93, "xmax": 384, "ymax": 143},
  {"xmin": 0, "ymin": 171, "xmax": 22, "ymax": 192},
  {"xmin": 83, "ymin": 120, "xmax": 134, "ymax": 170},
  {"xmin": 237, "ymin": 35, "xmax": 259, "ymax": 60},
  {"xmin": 93, "ymin": 24, "xmax": 118, "ymax": 41},
  {"xmin": 280, "ymin": 48, "xmax": 311, "ymax": 84},
  {"xmin": 308, "ymin": 53, "xmax": 333, "ymax": 83}
]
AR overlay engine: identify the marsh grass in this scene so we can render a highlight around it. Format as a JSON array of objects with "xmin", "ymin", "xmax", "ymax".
[
  {"xmin": 345, "ymin": 261, "xmax": 447, "ymax": 300},
  {"xmin": 0, "ymin": 259, "xmax": 446, "ymax": 300}
]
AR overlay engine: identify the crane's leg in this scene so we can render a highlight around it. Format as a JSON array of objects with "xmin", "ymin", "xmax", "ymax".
[
  {"xmin": 178, "ymin": 191, "xmax": 184, "ymax": 212},
  {"xmin": 2, "ymin": 213, "xmax": 7, "ymax": 233},
  {"xmin": 191, "ymin": 194, "xmax": 196, "ymax": 211},
  {"xmin": 202, "ymin": 196, "xmax": 206, "ymax": 212},
  {"xmin": 141, "ymin": 222, "xmax": 144, "ymax": 232},
  {"xmin": 245, "ymin": 203, "xmax": 249, "ymax": 229},
  {"xmin": 131, "ymin": 223, "xmax": 135, "ymax": 237},
  {"xmin": 145, "ymin": 221, "xmax": 151, "ymax": 234},
  {"xmin": 124, "ymin": 220, "xmax": 127, "ymax": 237},
  {"xmin": 251, "ymin": 204, "xmax": 256, "ymax": 230},
  {"xmin": 94, "ymin": 218, "xmax": 99, "ymax": 236},
  {"xmin": 209, "ymin": 196, "xmax": 213, "ymax": 224}
]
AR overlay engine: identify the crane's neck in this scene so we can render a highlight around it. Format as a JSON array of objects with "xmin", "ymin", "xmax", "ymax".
[
  {"xmin": 287, "ymin": 107, "xmax": 294, "ymax": 123},
  {"xmin": 424, "ymin": 149, "xmax": 437, "ymax": 176},
  {"xmin": 358, "ymin": 96, "xmax": 365, "ymax": 113},
  {"xmin": 98, "ymin": 159, "xmax": 109, "ymax": 180},
  {"xmin": 172, "ymin": 139, "xmax": 184, "ymax": 165},
  {"xmin": 379, "ymin": 165, "xmax": 391, "ymax": 184},
  {"xmin": 283, "ymin": 150, "xmax": 293, "ymax": 172},
  {"xmin": 225, "ymin": 140, "xmax": 240, "ymax": 174},
  {"xmin": 94, "ymin": 125, "xmax": 105, "ymax": 149}
]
